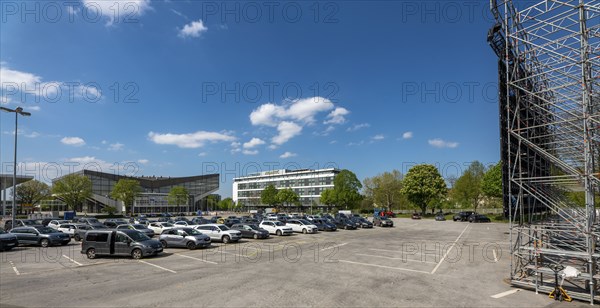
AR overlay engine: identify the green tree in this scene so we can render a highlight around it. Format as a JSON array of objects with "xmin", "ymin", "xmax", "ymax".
[
  {"xmin": 51, "ymin": 174, "xmax": 92, "ymax": 211},
  {"xmin": 482, "ymin": 162, "xmax": 502, "ymax": 198},
  {"xmin": 401, "ymin": 164, "xmax": 447, "ymax": 215},
  {"xmin": 206, "ymin": 194, "xmax": 220, "ymax": 211},
  {"xmin": 333, "ymin": 169, "xmax": 363, "ymax": 209},
  {"xmin": 102, "ymin": 206, "xmax": 117, "ymax": 215},
  {"xmin": 218, "ymin": 197, "xmax": 234, "ymax": 211},
  {"xmin": 168, "ymin": 186, "xmax": 189, "ymax": 210},
  {"xmin": 110, "ymin": 179, "xmax": 141, "ymax": 214},
  {"xmin": 261, "ymin": 184, "xmax": 279, "ymax": 207},
  {"xmin": 363, "ymin": 170, "xmax": 406, "ymax": 211},
  {"xmin": 320, "ymin": 189, "xmax": 337, "ymax": 208},
  {"xmin": 16, "ymin": 180, "xmax": 51, "ymax": 212},
  {"xmin": 277, "ymin": 188, "xmax": 299, "ymax": 208},
  {"xmin": 451, "ymin": 161, "xmax": 486, "ymax": 212}
]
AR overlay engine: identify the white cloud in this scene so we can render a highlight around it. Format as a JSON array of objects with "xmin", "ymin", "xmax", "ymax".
[
  {"xmin": 198, "ymin": 152, "xmax": 207, "ymax": 157},
  {"xmin": 230, "ymin": 141, "xmax": 242, "ymax": 153},
  {"xmin": 347, "ymin": 140, "xmax": 365, "ymax": 146},
  {"xmin": 101, "ymin": 140, "xmax": 107, "ymax": 145},
  {"xmin": 280, "ymin": 152, "xmax": 297, "ymax": 158},
  {"xmin": 82, "ymin": 0, "xmax": 151, "ymax": 26},
  {"xmin": 329, "ymin": 140, "xmax": 337, "ymax": 144},
  {"xmin": 346, "ymin": 123, "xmax": 370, "ymax": 132},
  {"xmin": 61, "ymin": 136, "xmax": 86, "ymax": 146},
  {"xmin": 137, "ymin": 159, "xmax": 149, "ymax": 164},
  {"xmin": 249, "ymin": 103, "xmax": 286, "ymax": 127},
  {"xmin": 0, "ymin": 64, "xmax": 61, "ymax": 100},
  {"xmin": 428, "ymin": 138, "xmax": 459, "ymax": 148},
  {"xmin": 324, "ymin": 107, "xmax": 349, "ymax": 125},
  {"xmin": 25, "ymin": 131, "xmax": 40, "ymax": 138},
  {"xmin": 148, "ymin": 131, "xmax": 235, "ymax": 148},
  {"xmin": 402, "ymin": 131, "xmax": 413, "ymax": 139},
  {"xmin": 250, "ymin": 97, "xmax": 337, "ymax": 127},
  {"xmin": 267, "ymin": 144, "xmax": 278, "ymax": 150},
  {"xmin": 242, "ymin": 149, "xmax": 259, "ymax": 155},
  {"xmin": 272, "ymin": 121, "xmax": 302, "ymax": 145},
  {"xmin": 178, "ymin": 19, "xmax": 208, "ymax": 38},
  {"xmin": 108, "ymin": 142, "xmax": 124, "ymax": 151},
  {"xmin": 372, "ymin": 134, "xmax": 385, "ymax": 141},
  {"xmin": 28, "ymin": 106, "xmax": 41, "ymax": 111},
  {"xmin": 243, "ymin": 137, "xmax": 265, "ymax": 149}
]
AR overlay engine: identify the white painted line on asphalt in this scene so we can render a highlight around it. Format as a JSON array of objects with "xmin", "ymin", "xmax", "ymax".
[
  {"xmin": 9, "ymin": 261, "xmax": 20, "ymax": 276},
  {"xmin": 493, "ymin": 249, "xmax": 498, "ymax": 263},
  {"xmin": 430, "ymin": 224, "xmax": 470, "ymax": 275},
  {"xmin": 176, "ymin": 253, "xmax": 218, "ymax": 265},
  {"xmin": 138, "ymin": 260, "xmax": 177, "ymax": 273},
  {"xmin": 321, "ymin": 243, "xmax": 347, "ymax": 251},
  {"xmin": 337, "ymin": 260, "xmax": 430, "ymax": 274},
  {"xmin": 355, "ymin": 253, "xmax": 437, "ymax": 264},
  {"xmin": 491, "ymin": 289, "xmax": 521, "ymax": 298},
  {"xmin": 62, "ymin": 255, "xmax": 83, "ymax": 266}
]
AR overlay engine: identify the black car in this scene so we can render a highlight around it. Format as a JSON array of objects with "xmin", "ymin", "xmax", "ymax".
[
  {"xmin": 435, "ymin": 212, "xmax": 446, "ymax": 221},
  {"xmin": 334, "ymin": 218, "xmax": 357, "ymax": 230},
  {"xmin": 353, "ymin": 217, "xmax": 374, "ymax": 228},
  {"xmin": 453, "ymin": 211, "xmax": 475, "ymax": 222},
  {"xmin": 10, "ymin": 226, "xmax": 70, "ymax": 247},
  {"xmin": 312, "ymin": 218, "xmax": 337, "ymax": 231},
  {"xmin": 224, "ymin": 219, "xmax": 242, "ymax": 228},
  {"xmin": 191, "ymin": 217, "xmax": 211, "ymax": 225},
  {"xmin": 231, "ymin": 224, "xmax": 270, "ymax": 239},
  {"xmin": 104, "ymin": 221, "xmax": 126, "ymax": 228},
  {"xmin": 373, "ymin": 216, "xmax": 394, "ymax": 227},
  {"xmin": 468, "ymin": 214, "xmax": 491, "ymax": 223},
  {"xmin": 0, "ymin": 228, "xmax": 18, "ymax": 251}
]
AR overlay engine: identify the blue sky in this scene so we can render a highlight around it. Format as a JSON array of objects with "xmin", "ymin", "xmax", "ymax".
[{"xmin": 0, "ymin": 1, "xmax": 502, "ymax": 198}]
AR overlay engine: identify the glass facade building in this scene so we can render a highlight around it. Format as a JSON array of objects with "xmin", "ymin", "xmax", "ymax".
[
  {"xmin": 232, "ymin": 168, "xmax": 340, "ymax": 209},
  {"xmin": 52, "ymin": 170, "xmax": 219, "ymax": 214}
]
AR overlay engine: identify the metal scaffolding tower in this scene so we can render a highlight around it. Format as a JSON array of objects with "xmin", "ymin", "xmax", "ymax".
[{"xmin": 488, "ymin": 0, "xmax": 600, "ymax": 304}]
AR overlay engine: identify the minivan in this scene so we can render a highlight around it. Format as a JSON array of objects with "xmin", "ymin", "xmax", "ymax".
[{"xmin": 81, "ymin": 229, "xmax": 162, "ymax": 259}]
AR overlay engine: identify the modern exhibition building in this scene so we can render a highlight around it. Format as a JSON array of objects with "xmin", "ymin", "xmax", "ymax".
[
  {"xmin": 232, "ymin": 168, "xmax": 340, "ymax": 210},
  {"xmin": 52, "ymin": 170, "xmax": 219, "ymax": 214}
]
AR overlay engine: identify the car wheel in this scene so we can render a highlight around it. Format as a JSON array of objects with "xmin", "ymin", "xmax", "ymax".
[
  {"xmin": 276, "ymin": 230, "xmax": 282, "ymax": 236},
  {"xmin": 222, "ymin": 235, "xmax": 230, "ymax": 243},
  {"xmin": 302, "ymin": 228, "xmax": 307, "ymax": 234},
  {"xmin": 74, "ymin": 234, "xmax": 81, "ymax": 241},
  {"xmin": 87, "ymin": 248, "xmax": 96, "ymax": 259},
  {"xmin": 186, "ymin": 241, "xmax": 196, "ymax": 250},
  {"xmin": 160, "ymin": 240, "xmax": 168, "ymax": 248},
  {"xmin": 131, "ymin": 248, "xmax": 143, "ymax": 259},
  {"xmin": 253, "ymin": 234, "xmax": 258, "ymax": 239},
  {"xmin": 40, "ymin": 239, "xmax": 49, "ymax": 248}
]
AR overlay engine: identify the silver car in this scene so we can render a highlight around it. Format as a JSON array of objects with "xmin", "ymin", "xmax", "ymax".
[{"xmin": 159, "ymin": 228, "xmax": 211, "ymax": 249}]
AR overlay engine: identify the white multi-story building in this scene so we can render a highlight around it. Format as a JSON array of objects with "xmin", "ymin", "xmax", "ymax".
[{"xmin": 233, "ymin": 168, "xmax": 340, "ymax": 209}]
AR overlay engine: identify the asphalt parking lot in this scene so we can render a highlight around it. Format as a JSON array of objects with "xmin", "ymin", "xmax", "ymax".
[{"xmin": 0, "ymin": 218, "xmax": 582, "ymax": 307}]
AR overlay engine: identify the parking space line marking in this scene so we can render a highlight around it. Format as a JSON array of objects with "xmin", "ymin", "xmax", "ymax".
[
  {"xmin": 176, "ymin": 253, "xmax": 218, "ymax": 265},
  {"xmin": 337, "ymin": 260, "xmax": 430, "ymax": 274},
  {"xmin": 62, "ymin": 255, "xmax": 83, "ymax": 266},
  {"xmin": 491, "ymin": 289, "xmax": 521, "ymax": 298},
  {"xmin": 138, "ymin": 260, "xmax": 177, "ymax": 273},
  {"xmin": 9, "ymin": 261, "xmax": 20, "ymax": 276},
  {"xmin": 430, "ymin": 224, "xmax": 470, "ymax": 275},
  {"xmin": 493, "ymin": 249, "xmax": 498, "ymax": 262},
  {"xmin": 321, "ymin": 243, "xmax": 347, "ymax": 251},
  {"xmin": 355, "ymin": 253, "xmax": 437, "ymax": 264}
]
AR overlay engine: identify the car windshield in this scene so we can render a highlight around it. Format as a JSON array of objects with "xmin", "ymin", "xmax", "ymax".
[
  {"xmin": 0, "ymin": 229, "xmax": 6, "ymax": 234},
  {"xmin": 248, "ymin": 224, "xmax": 260, "ymax": 230},
  {"xmin": 274, "ymin": 221, "xmax": 285, "ymax": 226},
  {"xmin": 298, "ymin": 219, "xmax": 311, "ymax": 225},
  {"xmin": 92, "ymin": 225, "xmax": 107, "ymax": 229},
  {"xmin": 22, "ymin": 220, "xmax": 35, "ymax": 225},
  {"xmin": 132, "ymin": 224, "xmax": 147, "ymax": 229},
  {"xmin": 87, "ymin": 218, "xmax": 100, "ymax": 223},
  {"xmin": 162, "ymin": 223, "xmax": 174, "ymax": 227},
  {"xmin": 187, "ymin": 229, "xmax": 202, "ymax": 235},
  {"xmin": 217, "ymin": 225, "xmax": 230, "ymax": 231},
  {"xmin": 128, "ymin": 232, "xmax": 150, "ymax": 241},
  {"xmin": 38, "ymin": 227, "xmax": 58, "ymax": 234}
]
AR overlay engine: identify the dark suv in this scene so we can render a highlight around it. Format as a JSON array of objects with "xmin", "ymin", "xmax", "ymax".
[
  {"xmin": 3, "ymin": 219, "xmax": 43, "ymax": 231},
  {"xmin": 453, "ymin": 211, "xmax": 475, "ymax": 222},
  {"xmin": 373, "ymin": 216, "xmax": 394, "ymax": 227},
  {"xmin": 10, "ymin": 226, "xmax": 71, "ymax": 247}
]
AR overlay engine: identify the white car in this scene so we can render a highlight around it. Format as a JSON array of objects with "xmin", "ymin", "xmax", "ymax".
[
  {"xmin": 193, "ymin": 224, "xmax": 242, "ymax": 243},
  {"xmin": 48, "ymin": 220, "xmax": 69, "ymax": 229},
  {"xmin": 286, "ymin": 219, "xmax": 319, "ymax": 234},
  {"xmin": 259, "ymin": 221, "xmax": 293, "ymax": 236},
  {"xmin": 172, "ymin": 221, "xmax": 200, "ymax": 229},
  {"xmin": 148, "ymin": 222, "xmax": 174, "ymax": 235},
  {"xmin": 305, "ymin": 215, "xmax": 320, "ymax": 221}
]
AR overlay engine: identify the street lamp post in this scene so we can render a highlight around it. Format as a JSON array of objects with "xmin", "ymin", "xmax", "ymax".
[{"xmin": 1, "ymin": 107, "xmax": 31, "ymax": 229}]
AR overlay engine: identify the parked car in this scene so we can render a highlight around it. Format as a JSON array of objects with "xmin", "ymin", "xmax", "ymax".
[
  {"xmin": 224, "ymin": 218, "xmax": 242, "ymax": 227},
  {"xmin": 259, "ymin": 221, "xmax": 293, "ymax": 236},
  {"xmin": 469, "ymin": 214, "xmax": 491, "ymax": 223},
  {"xmin": 453, "ymin": 211, "xmax": 475, "ymax": 222},
  {"xmin": 148, "ymin": 222, "xmax": 174, "ymax": 235},
  {"xmin": 174, "ymin": 217, "xmax": 191, "ymax": 223},
  {"xmin": 103, "ymin": 221, "xmax": 123, "ymax": 228},
  {"xmin": 47, "ymin": 220, "xmax": 70, "ymax": 229},
  {"xmin": 334, "ymin": 218, "xmax": 357, "ymax": 230},
  {"xmin": 286, "ymin": 219, "xmax": 319, "ymax": 234},
  {"xmin": 4, "ymin": 219, "xmax": 43, "ymax": 231},
  {"xmin": 172, "ymin": 221, "xmax": 199, "ymax": 229},
  {"xmin": 435, "ymin": 212, "xmax": 446, "ymax": 221},
  {"xmin": 10, "ymin": 226, "xmax": 71, "ymax": 247},
  {"xmin": 41, "ymin": 217, "xmax": 62, "ymax": 227},
  {"xmin": 81, "ymin": 229, "xmax": 162, "ymax": 259},
  {"xmin": 312, "ymin": 218, "xmax": 337, "ymax": 231},
  {"xmin": 0, "ymin": 228, "xmax": 18, "ymax": 251},
  {"xmin": 73, "ymin": 223, "xmax": 109, "ymax": 241},
  {"xmin": 352, "ymin": 217, "xmax": 374, "ymax": 228},
  {"xmin": 133, "ymin": 217, "xmax": 150, "ymax": 225},
  {"xmin": 194, "ymin": 224, "xmax": 242, "ymax": 243},
  {"xmin": 77, "ymin": 217, "xmax": 101, "ymax": 225},
  {"xmin": 116, "ymin": 224, "xmax": 155, "ymax": 238},
  {"xmin": 230, "ymin": 224, "xmax": 270, "ymax": 239},
  {"xmin": 373, "ymin": 216, "xmax": 394, "ymax": 227},
  {"xmin": 239, "ymin": 217, "xmax": 260, "ymax": 225},
  {"xmin": 411, "ymin": 213, "xmax": 422, "ymax": 220},
  {"xmin": 191, "ymin": 217, "xmax": 211, "ymax": 225},
  {"xmin": 57, "ymin": 223, "xmax": 88, "ymax": 237},
  {"xmin": 159, "ymin": 228, "xmax": 211, "ymax": 249},
  {"xmin": 209, "ymin": 216, "xmax": 222, "ymax": 223}
]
